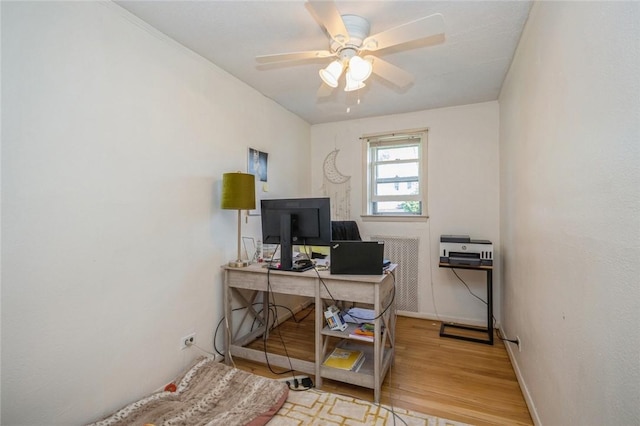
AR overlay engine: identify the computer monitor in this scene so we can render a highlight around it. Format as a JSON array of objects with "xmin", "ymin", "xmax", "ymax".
[{"xmin": 261, "ymin": 197, "xmax": 331, "ymax": 271}]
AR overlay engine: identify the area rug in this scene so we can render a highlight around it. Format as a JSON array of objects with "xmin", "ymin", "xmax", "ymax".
[
  {"xmin": 88, "ymin": 357, "xmax": 288, "ymax": 426},
  {"xmin": 267, "ymin": 388, "xmax": 471, "ymax": 426}
]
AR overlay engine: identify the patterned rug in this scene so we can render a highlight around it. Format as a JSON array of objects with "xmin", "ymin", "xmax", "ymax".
[{"xmin": 267, "ymin": 388, "xmax": 471, "ymax": 426}]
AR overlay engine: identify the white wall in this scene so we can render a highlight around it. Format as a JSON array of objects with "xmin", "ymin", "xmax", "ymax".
[
  {"xmin": 0, "ymin": 2, "xmax": 310, "ymax": 424},
  {"xmin": 499, "ymin": 2, "xmax": 640, "ymax": 425},
  {"xmin": 310, "ymin": 102, "xmax": 500, "ymax": 326}
]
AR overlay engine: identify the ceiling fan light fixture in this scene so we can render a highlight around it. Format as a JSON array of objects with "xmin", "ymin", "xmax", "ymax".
[
  {"xmin": 348, "ymin": 55, "xmax": 373, "ymax": 82},
  {"xmin": 344, "ymin": 70, "xmax": 366, "ymax": 92},
  {"xmin": 319, "ymin": 60, "xmax": 344, "ymax": 88}
]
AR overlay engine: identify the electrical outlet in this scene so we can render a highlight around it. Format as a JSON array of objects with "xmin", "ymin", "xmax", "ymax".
[
  {"xmin": 516, "ymin": 335, "xmax": 522, "ymax": 352},
  {"xmin": 181, "ymin": 333, "xmax": 196, "ymax": 350}
]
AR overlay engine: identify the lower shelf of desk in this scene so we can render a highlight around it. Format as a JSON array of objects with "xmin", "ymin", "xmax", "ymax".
[
  {"xmin": 229, "ymin": 345, "xmax": 316, "ymax": 376},
  {"xmin": 320, "ymin": 340, "xmax": 394, "ymax": 390},
  {"xmin": 230, "ymin": 337, "xmax": 394, "ymax": 396},
  {"xmin": 440, "ymin": 322, "xmax": 494, "ymax": 345}
]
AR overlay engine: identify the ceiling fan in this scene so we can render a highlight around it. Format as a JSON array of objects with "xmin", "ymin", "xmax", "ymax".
[{"xmin": 256, "ymin": 1, "xmax": 445, "ymax": 92}]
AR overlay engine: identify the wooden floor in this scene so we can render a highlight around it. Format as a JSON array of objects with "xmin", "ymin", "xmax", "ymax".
[{"xmin": 231, "ymin": 306, "xmax": 533, "ymax": 426}]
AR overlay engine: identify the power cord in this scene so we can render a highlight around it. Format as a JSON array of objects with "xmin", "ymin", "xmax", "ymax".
[
  {"xmin": 283, "ymin": 376, "xmax": 314, "ymax": 391},
  {"xmin": 495, "ymin": 326, "xmax": 519, "ymax": 345},
  {"xmin": 186, "ymin": 341, "xmax": 218, "ymax": 358},
  {"xmin": 450, "ymin": 268, "xmax": 519, "ymax": 345},
  {"xmin": 451, "ymin": 268, "xmax": 487, "ymax": 306},
  {"xmin": 341, "ymin": 271, "xmax": 397, "ymax": 322},
  {"xmin": 264, "ymin": 271, "xmax": 296, "ymax": 376}
]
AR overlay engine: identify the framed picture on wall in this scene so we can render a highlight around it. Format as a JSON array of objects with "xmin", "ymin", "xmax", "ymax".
[
  {"xmin": 247, "ymin": 148, "xmax": 268, "ymax": 216},
  {"xmin": 248, "ymin": 148, "xmax": 268, "ymax": 182}
]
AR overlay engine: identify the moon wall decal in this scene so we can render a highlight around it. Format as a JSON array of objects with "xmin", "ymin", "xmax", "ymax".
[{"xmin": 323, "ymin": 149, "xmax": 350, "ymax": 184}]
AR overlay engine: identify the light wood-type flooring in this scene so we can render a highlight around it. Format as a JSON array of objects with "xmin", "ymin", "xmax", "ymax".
[{"xmin": 231, "ymin": 307, "xmax": 533, "ymax": 426}]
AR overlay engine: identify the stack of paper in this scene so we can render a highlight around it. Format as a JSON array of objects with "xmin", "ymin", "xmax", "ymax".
[
  {"xmin": 348, "ymin": 323, "xmax": 375, "ymax": 342},
  {"xmin": 322, "ymin": 347, "xmax": 365, "ymax": 372}
]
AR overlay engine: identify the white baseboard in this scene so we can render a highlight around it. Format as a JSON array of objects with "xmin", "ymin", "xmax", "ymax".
[{"xmin": 503, "ymin": 339, "xmax": 541, "ymax": 426}]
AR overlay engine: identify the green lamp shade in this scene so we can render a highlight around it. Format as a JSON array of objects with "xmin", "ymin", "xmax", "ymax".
[{"xmin": 221, "ymin": 172, "xmax": 256, "ymax": 210}]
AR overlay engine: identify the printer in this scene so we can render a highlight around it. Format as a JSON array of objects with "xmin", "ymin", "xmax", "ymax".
[{"xmin": 440, "ymin": 235, "xmax": 493, "ymax": 266}]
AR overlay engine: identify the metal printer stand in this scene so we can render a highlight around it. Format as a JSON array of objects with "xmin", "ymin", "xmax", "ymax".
[{"xmin": 439, "ymin": 262, "xmax": 493, "ymax": 345}]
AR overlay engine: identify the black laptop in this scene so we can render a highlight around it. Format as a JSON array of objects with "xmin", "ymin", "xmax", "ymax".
[{"xmin": 330, "ymin": 241, "xmax": 390, "ymax": 275}]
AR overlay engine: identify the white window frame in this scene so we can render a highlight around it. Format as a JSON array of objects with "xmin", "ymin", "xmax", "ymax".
[{"xmin": 361, "ymin": 129, "xmax": 428, "ymax": 222}]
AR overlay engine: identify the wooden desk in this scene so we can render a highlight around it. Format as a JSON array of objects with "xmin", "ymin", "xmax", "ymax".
[
  {"xmin": 222, "ymin": 263, "xmax": 396, "ymax": 403},
  {"xmin": 439, "ymin": 262, "xmax": 494, "ymax": 345}
]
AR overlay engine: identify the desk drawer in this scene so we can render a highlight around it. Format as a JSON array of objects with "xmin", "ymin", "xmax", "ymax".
[{"xmin": 225, "ymin": 269, "xmax": 317, "ymax": 298}]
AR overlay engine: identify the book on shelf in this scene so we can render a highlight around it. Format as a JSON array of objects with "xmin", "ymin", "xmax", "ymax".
[
  {"xmin": 348, "ymin": 323, "xmax": 375, "ymax": 342},
  {"xmin": 322, "ymin": 347, "xmax": 365, "ymax": 372},
  {"xmin": 351, "ymin": 354, "xmax": 365, "ymax": 372}
]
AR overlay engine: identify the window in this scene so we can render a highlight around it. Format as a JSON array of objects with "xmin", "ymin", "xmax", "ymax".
[{"xmin": 363, "ymin": 130, "xmax": 427, "ymax": 217}]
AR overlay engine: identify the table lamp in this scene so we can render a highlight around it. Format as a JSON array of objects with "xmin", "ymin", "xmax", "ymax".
[{"xmin": 221, "ymin": 172, "xmax": 256, "ymax": 267}]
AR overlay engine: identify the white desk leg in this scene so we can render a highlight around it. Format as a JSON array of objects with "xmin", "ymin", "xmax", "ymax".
[
  {"xmin": 315, "ymin": 277, "xmax": 323, "ymax": 389},
  {"xmin": 223, "ymin": 269, "xmax": 232, "ymax": 365},
  {"xmin": 373, "ymin": 283, "xmax": 381, "ymax": 403}
]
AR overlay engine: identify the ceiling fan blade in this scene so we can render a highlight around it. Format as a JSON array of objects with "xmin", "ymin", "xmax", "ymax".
[
  {"xmin": 365, "ymin": 55, "xmax": 414, "ymax": 88},
  {"xmin": 256, "ymin": 50, "xmax": 334, "ymax": 63},
  {"xmin": 362, "ymin": 13, "xmax": 445, "ymax": 52},
  {"xmin": 307, "ymin": 0, "xmax": 350, "ymax": 45}
]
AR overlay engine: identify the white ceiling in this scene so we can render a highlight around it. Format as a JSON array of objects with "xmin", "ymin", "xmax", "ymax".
[{"xmin": 115, "ymin": 0, "xmax": 532, "ymax": 125}]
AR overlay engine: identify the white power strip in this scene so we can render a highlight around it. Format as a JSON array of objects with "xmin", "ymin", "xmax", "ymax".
[{"xmin": 277, "ymin": 375, "xmax": 313, "ymax": 390}]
